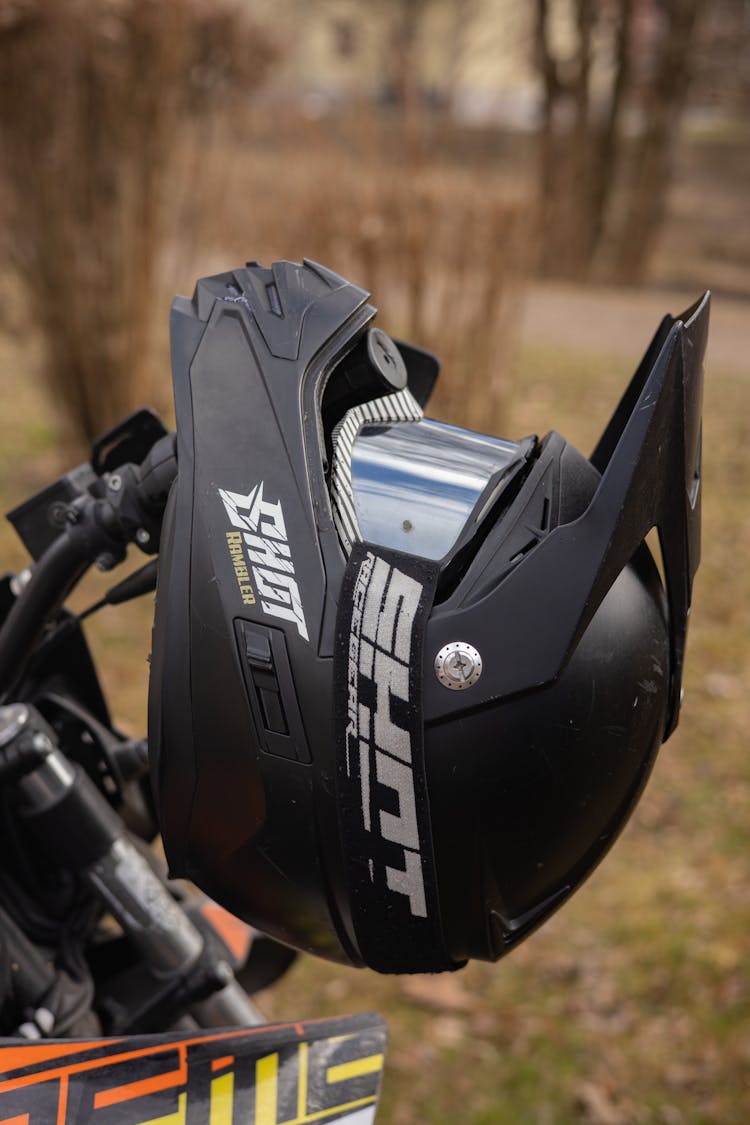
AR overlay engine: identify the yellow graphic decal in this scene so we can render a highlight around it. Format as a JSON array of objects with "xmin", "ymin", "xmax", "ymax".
[
  {"xmin": 255, "ymin": 1052, "xmax": 279, "ymax": 1125},
  {"xmin": 297, "ymin": 1041, "xmax": 308, "ymax": 1120},
  {"xmin": 286, "ymin": 1094, "xmax": 378, "ymax": 1124},
  {"xmin": 209, "ymin": 1071, "xmax": 234, "ymax": 1125},
  {"xmin": 136, "ymin": 1090, "xmax": 186, "ymax": 1125},
  {"xmin": 255, "ymin": 1042, "xmax": 381, "ymax": 1125},
  {"xmin": 326, "ymin": 1054, "xmax": 385, "ymax": 1085},
  {"xmin": 0, "ymin": 1018, "xmax": 385, "ymax": 1125},
  {"xmin": 226, "ymin": 531, "xmax": 256, "ymax": 606}
]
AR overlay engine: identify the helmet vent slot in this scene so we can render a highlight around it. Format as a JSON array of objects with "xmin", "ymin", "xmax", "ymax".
[
  {"xmin": 266, "ymin": 283, "xmax": 283, "ymax": 317},
  {"xmin": 508, "ymin": 537, "xmax": 540, "ymax": 566}
]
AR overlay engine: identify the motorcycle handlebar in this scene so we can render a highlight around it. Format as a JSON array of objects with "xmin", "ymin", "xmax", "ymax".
[{"xmin": 0, "ymin": 432, "xmax": 177, "ymax": 700}]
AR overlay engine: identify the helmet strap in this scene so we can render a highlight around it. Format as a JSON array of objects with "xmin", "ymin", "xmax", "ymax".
[{"xmin": 334, "ymin": 543, "xmax": 455, "ymax": 973}]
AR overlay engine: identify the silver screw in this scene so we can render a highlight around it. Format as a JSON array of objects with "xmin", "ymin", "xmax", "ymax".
[
  {"xmin": 10, "ymin": 568, "xmax": 33, "ymax": 596},
  {"xmin": 434, "ymin": 641, "xmax": 483, "ymax": 691},
  {"xmin": 0, "ymin": 704, "xmax": 30, "ymax": 746},
  {"xmin": 136, "ymin": 528, "xmax": 150, "ymax": 546},
  {"xmin": 108, "ymin": 474, "xmax": 122, "ymax": 492}
]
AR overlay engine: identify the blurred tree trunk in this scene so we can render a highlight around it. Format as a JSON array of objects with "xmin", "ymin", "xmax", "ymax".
[
  {"xmin": 441, "ymin": 0, "xmax": 480, "ymax": 118},
  {"xmin": 535, "ymin": 0, "xmax": 635, "ymax": 280},
  {"xmin": 383, "ymin": 0, "xmax": 477, "ymax": 158},
  {"xmin": 385, "ymin": 0, "xmax": 430, "ymax": 164},
  {"xmin": 534, "ymin": 0, "xmax": 707, "ymax": 285},
  {"xmin": 0, "ymin": 0, "xmax": 277, "ymax": 451},
  {"xmin": 614, "ymin": 0, "xmax": 703, "ymax": 283},
  {"xmin": 587, "ymin": 0, "xmax": 634, "ymax": 264}
]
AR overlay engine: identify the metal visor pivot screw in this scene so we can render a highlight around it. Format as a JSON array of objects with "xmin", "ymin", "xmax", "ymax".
[
  {"xmin": 434, "ymin": 641, "xmax": 483, "ymax": 691},
  {"xmin": 367, "ymin": 327, "xmax": 408, "ymax": 391}
]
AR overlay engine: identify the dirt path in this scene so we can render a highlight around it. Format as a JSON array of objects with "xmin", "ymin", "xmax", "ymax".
[{"xmin": 521, "ymin": 282, "xmax": 748, "ymax": 376}]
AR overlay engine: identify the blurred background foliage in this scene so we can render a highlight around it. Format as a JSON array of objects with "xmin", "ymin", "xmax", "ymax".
[
  {"xmin": 2, "ymin": 0, "xmax": 748, "ymax": 446},
  {"xmin": 0, "ymin": 0, "xmax": 748, "ymax": 1121}
]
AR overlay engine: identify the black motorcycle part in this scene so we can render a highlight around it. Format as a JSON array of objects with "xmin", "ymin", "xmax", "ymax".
[
  {"xmin": 7, "ymin": 463, "xmax": 98, "ymax": 562},
  {"xmin": 91, "ymin": 408, "xmax": 169, "ymax": 475}
]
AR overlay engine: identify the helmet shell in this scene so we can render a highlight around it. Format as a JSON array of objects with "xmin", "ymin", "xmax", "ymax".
[{"xmin": 149, "ymin": 261, "xmax": 707, "ymax": 971}]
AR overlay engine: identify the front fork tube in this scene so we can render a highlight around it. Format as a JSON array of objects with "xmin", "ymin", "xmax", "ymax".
[{"xmin": 1, "ymin": 704, "xmax": 263, "ymax": 1031}]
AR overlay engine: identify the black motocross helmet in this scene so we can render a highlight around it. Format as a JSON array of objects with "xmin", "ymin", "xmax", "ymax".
[{"xmin": 148, "ymin": 260, "xmax": 707, "ymax": 974}]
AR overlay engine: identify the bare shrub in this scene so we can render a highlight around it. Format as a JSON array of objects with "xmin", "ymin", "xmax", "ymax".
[
  {"xmin": 0, "ymin": 0, "xmax": 277, "ymax": 448},
  {"xmin": 203, "ymin": 110, "xmax": 534, "ymax": 437},
  {"xmin": 345, "ymin": 179, "xmax": 531, "ymax": 435}
]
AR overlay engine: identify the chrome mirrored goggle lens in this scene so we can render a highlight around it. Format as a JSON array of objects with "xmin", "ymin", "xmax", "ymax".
[{"xmin": 330, "ymin": 390, "xmax": 528, "ymax": 562}]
